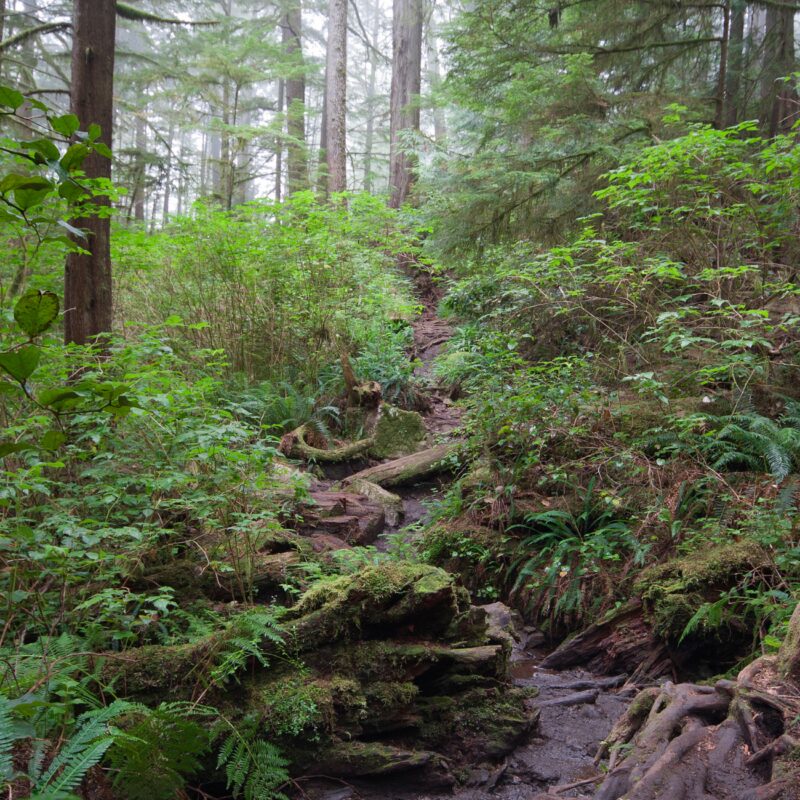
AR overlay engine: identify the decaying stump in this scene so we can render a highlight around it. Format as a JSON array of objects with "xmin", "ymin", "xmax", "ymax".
[{"xmin": 592, "ymin": 605, "xmax": 800, "ymax": 800}]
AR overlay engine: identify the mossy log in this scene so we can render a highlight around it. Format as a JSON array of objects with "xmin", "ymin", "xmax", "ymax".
[{"xmin": 342, "ymin": 443, "xmax": 455, "ymax": 488}]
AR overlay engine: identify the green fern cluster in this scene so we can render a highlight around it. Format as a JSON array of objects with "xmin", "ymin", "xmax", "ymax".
[
  {"xmin": 216, "ymin": 726, "xmax": 289, "ymax": 800},
  {"xmin": 704, "ymin": 403, "xmax": 800, "ymax": 482},
  {"xmin": 1, "ymin": 697, "xmax": 136, "ymax": 800},
  {"xmin": 209, "ymin": 608, "xmax": 285, "ymax": 686}
]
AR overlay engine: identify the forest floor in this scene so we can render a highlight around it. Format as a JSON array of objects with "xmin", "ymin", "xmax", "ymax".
[
  {"xmin": 295, "ymin": 272, "xmax": 639, "ymax": 800},
  {"xmin": 288, "ymin": 270, "xmax": 800, "ymax": 800}
]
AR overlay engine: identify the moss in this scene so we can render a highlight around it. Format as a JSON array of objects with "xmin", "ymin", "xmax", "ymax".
[
  {"xmin": 287, "ymin": 563, "xmax": 461, "ymax": 650},
  {"xmin": 311, "ymin": 741, "xmax": 440, "ymax": 777},
  {"xmin": 635, "ymin": 540, "xmax": 769, "ymax": 640},
  {"xmin": 370, "ymin": 403, "xmax": 428, "ymax": 459},
  {"xmin": 417, "ymin": 686, "xmax": 535, "ymax": 760},
  {"xmin": 101, "ymin": 638, "xmax": 217, "ymax": 702},
  {"xmin": 365, "ymin": 680, "xmax": 419, "ymax": 707},
  {"xmin": 249, "ymin": 675, "xmax": 330, "ymax": 739},
  {"xmin": 778, "ymin": 601, "xmax": 800, "ymax": 682}
]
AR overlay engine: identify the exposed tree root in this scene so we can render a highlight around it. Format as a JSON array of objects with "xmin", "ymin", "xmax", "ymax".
[
  {"xmin": 592, "ymin": 627, "xmax": 800, "ymax": 800},
  {"xmin": 280, "ymin": 424, "xmax": 377, "ymax": 462}
]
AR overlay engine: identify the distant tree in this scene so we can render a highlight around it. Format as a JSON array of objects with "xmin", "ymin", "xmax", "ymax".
[
  {"xmin": 388, "ymin": 0, "xmax": 422, "ymax": 208},
  {"xmin": 325, "ymin": 0, "xmax": 347, "ymax": 194},
  {"xmin": 64, "ymin": 0, "xmax": 116, "ymax": 345},
  {"xmin": 283, "ymin": 0, "xmax": 307, "ymax": 194}
]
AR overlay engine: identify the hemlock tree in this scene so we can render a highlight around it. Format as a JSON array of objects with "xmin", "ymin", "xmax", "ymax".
[
  {"xmin": 325, "ymin": 0, "xmax": 347, "ymax": 194},
  {"xmin": 388, "ymin": 0, "xmax": 422, "ymax": 208},
  {"xmin": 64, "ymin": 0, "xmax": 116, "ymax": 345}
]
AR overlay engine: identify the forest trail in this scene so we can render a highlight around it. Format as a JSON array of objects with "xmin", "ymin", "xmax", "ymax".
[
  {"xmin": 300, "ymin": 272, "xmax": 640, "ymax": 800},
  {"xmin": 297, "ymin": 273, "xmax": 798, "ymax": 800}
]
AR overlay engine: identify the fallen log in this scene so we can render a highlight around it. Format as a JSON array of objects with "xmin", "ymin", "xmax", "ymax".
[
  {"xmin": 342, "ymin": 444, "xmax": 455, "ymax": 488},
  {"xmin": 537, "ymin": 689, "xmax": 599, "ymax": 708}
]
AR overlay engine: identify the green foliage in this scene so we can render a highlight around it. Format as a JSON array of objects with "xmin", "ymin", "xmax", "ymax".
[
  {"xmin": 210, "ymin": 608, "xmax": 284, "ymax": 686},
  {"xmin": 113, "ymin": 193, "xmax": 417, "ymax": 385},
  {"xmin": 509, "ymin": 481, "xmax": 646, "ymax": 627},
  {"xmin": 107, "ymin": 704, "xmax": 210, "ymax": 800},
  {"xmin": 215, "ymin": 724, "xmax": 289, "ymax": 800},
  {"xmin": 0, "ymin": 697, "xmax": 138, "ymax": 800}
]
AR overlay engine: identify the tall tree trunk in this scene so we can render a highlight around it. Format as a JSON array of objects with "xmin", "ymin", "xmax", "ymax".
[
  {"xmin": 275, "ymin": 77, "xmax": 284, "ymax": 201},
  {"xmin": 133, "ymin": 114, "xmax": 146, "ymax": 222},
  {"xmin": 325, "ymin": 0, "xmax": 347, "ymax": 195},
  {"xmin": 724, "ymin": 0, "xmax": 746, "ymax": 127},
  {"xmin": 317, "ymin": 84, "xmax": 328, "ymax": 194},
  {"xmin": 715, "ymin": 1, "xmax": 731, "ymax": 128},
  {"xmin": 425, "ymin": 3, "xmax": 446, "ymax": 145},
  {"xmin": 389, "ymin": 0, "xmax": 423, "ymax": 208},
  {"xmin": 0, "ymin": 0, "xmax": 5, "ymax": 79},
  {"xmin": 762, "ymin": 7, "xmax": 797, "ymax": 136},
  {"xmin": 162, "ymin": 120, "xmax": 175, "ymax": 225},
  {"xmin": 64, "ymin": 0, "xmax": 115, "ymax": 346},
  {"xmin": 363, "ymin": 0, "xmax": 381, "ymax": 193},
  {"xmin": 283, "ymin": 2, "xmax": 308, "ymax": 194}
]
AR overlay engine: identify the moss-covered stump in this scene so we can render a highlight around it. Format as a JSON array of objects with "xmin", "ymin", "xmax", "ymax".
[{"xmin": 369, "ymin": 403, "xmax": 428, "ymax": 459}]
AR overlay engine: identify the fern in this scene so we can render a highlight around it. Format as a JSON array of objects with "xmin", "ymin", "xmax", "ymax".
[
  {"xmin": 32, "ymin": 700, "xmax": 138, "ymax": 796},
  {"xmin": 210, "ymin": 608, "xmax": 284, "ymax": 686},
  {"xmin": 704, "ymin": 410, "xmax": 800, "ymax": 482},
  {"xmin": 216, "ymin": 728, "xmax": 289, "ymax": 800},
  {"xmin": 0, "ymin": 694, "xmax": 17, "ymax": 782},
  {"xmin": 108, "ymin": 703, "xmax": 211, "ymax": 800}
]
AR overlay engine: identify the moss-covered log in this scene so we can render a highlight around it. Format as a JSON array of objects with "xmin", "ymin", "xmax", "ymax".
[{"xmin": 343, "ymin": 443, "xmax": 455, "ymax": 487}]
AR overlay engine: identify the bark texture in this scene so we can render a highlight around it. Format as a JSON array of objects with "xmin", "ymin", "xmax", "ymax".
[
  {"xmin": 64, "ymin": 0, "xmax": 116, "ymax": 345},
  {"xmin": 324, "ymin": 0, "xmax": 347, "ymax": 194},
  {"xmin": 388, "ymin": 0, "xmax": 423, "ymax": 208},
  {"xmin": 283, "ymin": 2, "xmax": 307, "ymax": 194}
]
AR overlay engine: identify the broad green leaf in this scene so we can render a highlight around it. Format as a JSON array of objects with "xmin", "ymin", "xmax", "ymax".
[
  {"xmin": 58, "ymin": 181, "xmax": 87, "ymax": 203},
  {"xmin": 0, "ymin": 346, "xmax": 41, "ymax": 383},
  {"xmin": 13, "ymin": 185, "xmax": 53, "ymax": 211},
  {"xmin": 0, "ymin": 174, "xmax": 51, "ymax": 193},
  {"xmin": 60, "ymin": 143, "xmax": 90, "ymax": 171},
  {"xmin": 39, "ymin": 388, "xmax": 82, "ymax": 410},
  {"xmin": 0, "ymin": 85, "xmax": 24, "ymax": 110},
  {"xmin": 0, "ymin": 441, "xmax": 34, "ymax": 457},
  {"xmin": 50, "ymin": 113, "xmax": 80, "ymax": 138},
  {"xmin": 25, "ymin": 138, "xmax": 61, "ymax": 162},
  {"xmin": 14, "ymin": 291, "xmax": 59, "ymax": 337},
  {"xmin": 40, "ymin": 430, "xmax": 67, "ymax": 451}
]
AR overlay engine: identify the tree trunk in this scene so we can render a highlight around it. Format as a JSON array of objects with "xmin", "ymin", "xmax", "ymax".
[
  {"xmin": 162, "ymin": 120, "xmax": 175, "ymax": 225},
  {"xmin": 761, "ymin": 6, "xmax": 797, "ymax": 137},
  {"xmin": 283, "ymin": 1, "xmax": 308, "ymax": 194},
  {"xmin": 724, "ymin": 0, "xmax": 746, "ymax": 127},
  {"xmin": 324, "ymin": 0, "xmax": 347, "ymax": 195},
  {"xmin": 426, "ymin": 4, "xmax": 446, "ymax": 145},
  {"xmin": 389, "ymin": 0, "xmax": 423, "ymax": 208},
  {"xmin": 275, "ymin": 77, "xmax": 284, "ymax": 201},
  {"xmin": 133, "ymin": 114, "xmax": 146, "ymax": 223},
  {"xmin": 64, "ymin": 0, "xmax": 116, "ymax": 346},
  {"xmin": 714, "ymin": 1, "xmax": 731, "ymax": 128},
  {"xmin": 0, "ymin": 0, "xmax": 5, "ymax": 79},
  {"xmin": 363, "ymin": 0, "xmax": 381, "ymax": 193}
]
